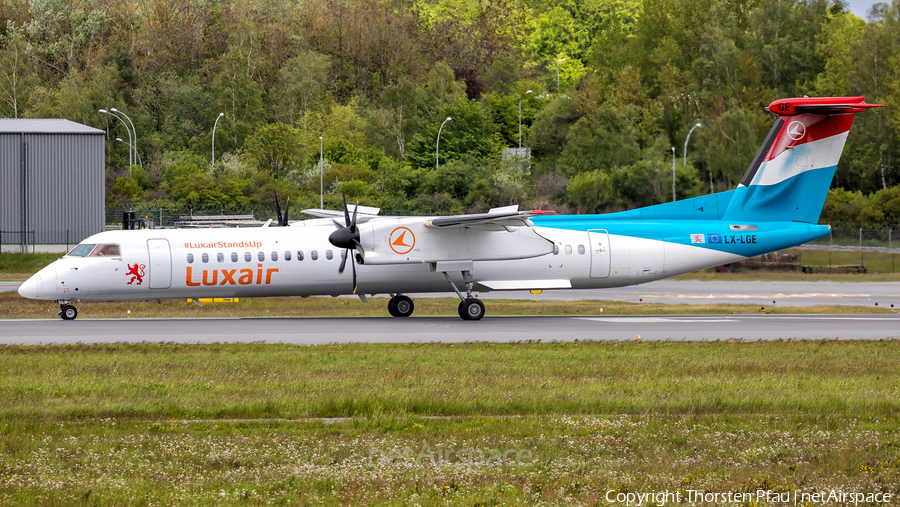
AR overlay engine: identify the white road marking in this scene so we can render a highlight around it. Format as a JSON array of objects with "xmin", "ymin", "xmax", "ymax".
[{"xmin": 575, "ymin": 317, "xmax": 739, "ymax": 323}]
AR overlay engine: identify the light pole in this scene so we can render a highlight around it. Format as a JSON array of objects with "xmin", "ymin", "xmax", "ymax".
[
  {"xmin": 99, "ymin": 109, "xmax": 132, "ymax": 167},
  {"xmin": 683, "ymin": 123, "xmax": 702, "ymax": 167},
  {"xmin": 519, "ymin": 90, "xmax": 532, "ymax": 149},
  {"xmin": 212, "ymin": 112, "xmax": 224, "ymax": 167},
  {"xmin": 436, "ymin": 117, "xmax": 452, "ymax": 170},
  {"xmin": 557, "ymin": 59, "xmax": 566, "ymax": 92},
  {"xmin": 116, "ymin": 138, "xmax": 143, "ymax": 170},
  {"xmin": 671, "ymin": 146, "xmax": 676, "ymax": 202},
  {"xmin": 111, "ymin": 108, "xmax": 137, "ymax": 167},
  {"xmin": 319, "ymin": 136, "xmax": 324, "ymax": 209}
]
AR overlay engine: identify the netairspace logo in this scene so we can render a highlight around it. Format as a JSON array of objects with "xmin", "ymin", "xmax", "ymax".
[
  {"xmin": 604, "ymin": 489, "xmax": 894, "ymax": 506},
  {"xmin": 367, "ymin": 444, "xmax": 533, "ymax": 467}
]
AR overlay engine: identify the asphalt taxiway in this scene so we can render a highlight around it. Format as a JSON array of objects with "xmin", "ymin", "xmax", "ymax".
[{"xmin": 1, "ymin": 314, "xmax": 897, "ymax": 345}]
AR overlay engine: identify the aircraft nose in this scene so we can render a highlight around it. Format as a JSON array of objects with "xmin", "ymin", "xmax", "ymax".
[{"xmin": 17, "ymin": 277, "xmax": 38, "ymax": 299}]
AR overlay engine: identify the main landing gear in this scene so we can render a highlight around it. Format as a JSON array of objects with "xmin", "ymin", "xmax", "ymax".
[
  {"xmin": 443, "ymin": 269, "xmax": 485, "ymax": 321},
  {"xmin": 387, "ymin": 295, "xmax": 414, "ymax": 317},
  {"xmin": 58, "ymin": 301, "xmax": 78, "ymax": 320}
]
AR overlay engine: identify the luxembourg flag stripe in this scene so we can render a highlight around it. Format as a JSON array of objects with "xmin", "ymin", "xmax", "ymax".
[{"xmin": 690, "ymin": 234, "xmax": 706, "ymax": 244}]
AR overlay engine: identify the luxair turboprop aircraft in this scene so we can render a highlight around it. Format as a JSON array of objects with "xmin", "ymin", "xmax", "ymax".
[{"xmin": 18, "ymin": 96, "xmax": 883, "ymax": 321}]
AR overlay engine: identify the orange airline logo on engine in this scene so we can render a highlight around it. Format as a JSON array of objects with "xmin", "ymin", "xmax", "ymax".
[
  {"xmin": 389, "ymin": 227, "xmax": 415, "ymax": 254},
  {"xmin": 186, "ymin": 263, "xmax": 278, "ymax": 287}
]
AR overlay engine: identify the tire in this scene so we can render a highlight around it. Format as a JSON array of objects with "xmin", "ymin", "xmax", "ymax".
[
  {"xmin": 387, "ymin": 297, "xmax": 397, "ymax": 317},
  {"xmin": 393, "ymin": 295, "xmax": 414, "ymax": 317},
  {"xmin": 461, "ymin": 298, "xmax": 485, "ymax": 321},
  {"xmin": 61, "ymin": 305, "xmax": 78, "ymax": 321},
  {"xmin": 458, "ymin": 300, "xmax": 466, "ymax": 319}
]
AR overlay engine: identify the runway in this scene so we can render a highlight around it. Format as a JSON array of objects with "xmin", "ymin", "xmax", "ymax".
[
  {"xmin": 3, "ymin": 280, "xmax": 898, "ymax": 306},
  {"xmin": 1, "ymin": 314, "xmax": 897, "ymax": 345}
]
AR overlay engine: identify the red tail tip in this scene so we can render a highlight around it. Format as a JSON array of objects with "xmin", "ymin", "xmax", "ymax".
[{"xmin": 769, "ymin": 96, "xmax": 885, "ymax": 116}]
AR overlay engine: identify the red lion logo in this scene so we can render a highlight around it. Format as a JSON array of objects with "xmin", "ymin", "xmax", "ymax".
[{"xmin": 126, "ymin": 263, "xmax": 145, "ymax": 285}]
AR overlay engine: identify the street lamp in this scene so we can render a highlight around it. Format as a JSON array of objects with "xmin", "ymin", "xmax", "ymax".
[
  {"xmin": 436, "ymin": 117, "xmax": 452, "ymax": 170},
  {"xmin": 115, "ymin": 138, "xmax": 143, "ymax": 170},
  {"xmin": 671, "ymin": 146, "xmax": 676, "ymax": 202},
  {"xmin": 519, "ymin": 90, "xmax": 532, "ymax": 149},
  {"xmin": 683, "ymin": 123, "xmax": 702, "ymax": 167},
  {"xmin": 557, "ymin": 59, "xmax": 566, "ymax": 92},
  {"xmin": 320, "ymin": 136, "xmax": 324, "ymax": 209},
  {"xmin": 99, "ymin": 109, "xmax": 132, "ymax": 167},
  {"xmin": 212, "ymin": 112, "xmax": 224, "ymax": 167},
  {"xmin": 111, "ymin": 108, "xmax": 137, "ymax": 166}
]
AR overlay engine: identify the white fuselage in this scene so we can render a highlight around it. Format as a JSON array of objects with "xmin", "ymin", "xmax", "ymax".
[{"xmin": 21, "ymin": 222, "xmax": 743, "ymax": 302}]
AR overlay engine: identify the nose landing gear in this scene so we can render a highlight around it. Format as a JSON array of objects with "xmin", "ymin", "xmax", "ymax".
[{"xmin": 57, "ymin": 301, "xmax": 78, "ymax": 320}]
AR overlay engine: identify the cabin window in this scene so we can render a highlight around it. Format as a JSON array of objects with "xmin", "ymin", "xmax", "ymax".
[
  {"xmin": 91, "ymin": 244, "xmax": 120, "ymax": 256},
  {"xmin": 231, "ymin": 252, "xmax": 238, "ymax": 262},
  {"xmin": 326, "ymin": 250, "xmax": 334, "ymax": 260},
  {"xmin": 297, "ymin": 251, "xmax": 304, "ymax": 261},
  {"xmin": 284, "ymin": 251, "xmax": 292, "ymax": 261},
  {"xmin": 216, "ymin": 252, "xmax": 224, "ymax": 263},
  {"xmin": 67, "ymin": 244, "xmax": 96, "ymax": 257},
  {"xmin": 258, "ymin": 251, "xmax": 265, "ymax": 262},
  {"xmin": 187, "ymin": 253, "xmax": 194, "ymax": 264},
  {"xmin": 311, "ymin": 250, "xmax": 318, "ymax": 261},
  {"xmin": 271, "ymin": 251, "xmax": 278, "ymax": 261},
  {"xmin": 202, "ymin": 253, "xmax": 209, "ymax": 263},
  {"xmin": 553, "ymin": 245, "xmax": 559, "ymax": 255},
  {"xmin": 578, "ymin": 244, "xmax": 585, "ymax": 255},
  {"xmin": 565, "ymin": 245, "xmax": 572, "ymax": 255},
  {"xmin": 244, "ymin": 252, "xmax": 251, "ymax": 262}
]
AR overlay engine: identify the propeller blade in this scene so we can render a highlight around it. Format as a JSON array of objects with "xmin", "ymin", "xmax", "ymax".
[
  {"xmin": 342, "ymin": 192, "xmax": 351, "ymax": 228},
  {"xmin": 350, "ymin": 200, "xmax": 359, "ymax": 232},
  {"xmin": 352, "ymin": 238, "xmax": 365, "ymax": 262},
  {"xmin": 274, "ymin": 192, "xmax": 283, "ymax": 226},
  {"xmin": 283, "ymin": 197, "xmax": 290, "ymax": 226},
  {"xmin": 338, "ymin": 249, "xmax": 348, "ymax": 274},
  {"xmin": 351, "ymin": 254, "xmax": 358, "ymax": 294}
]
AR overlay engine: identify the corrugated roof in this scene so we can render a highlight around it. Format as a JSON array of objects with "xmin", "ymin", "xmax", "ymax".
[{"xmin": 0, "ymin": 119, "xmax": 104, "ymax": 134}]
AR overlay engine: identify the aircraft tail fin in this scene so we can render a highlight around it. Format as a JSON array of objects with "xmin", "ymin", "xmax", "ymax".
[{"xmin": 721, "ymin": 96, "xmax": 883, "ymax": 223}]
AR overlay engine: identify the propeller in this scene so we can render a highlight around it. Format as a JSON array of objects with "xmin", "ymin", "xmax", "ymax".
[
  {"xmin": 274, "ymin": 192, "xmax": 290, "ymax": 226},
  {"xmin": 328, "ymin": 193, "xmax": 366, "ymax": 294}
]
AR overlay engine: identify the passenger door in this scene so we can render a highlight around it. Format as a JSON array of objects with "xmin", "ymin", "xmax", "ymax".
[
  {"xmin": 587, "ymin": 229, "xmax": 610, "ymax": 278},
  {"xmin": 147, "ymin": 239, "xmax": 172, "ymax": 289}
]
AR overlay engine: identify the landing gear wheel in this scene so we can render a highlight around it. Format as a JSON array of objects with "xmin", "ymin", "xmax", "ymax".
[
  {"xmin": 387, "ymin": 297, "xmax": 398, "ymax": 317},
  {"xmin": 392, "ymin": 295, "xmax": 414, "ymax": 317},
  {"xmin": 60, "ymin": 305, "xmax": 78, "ymax": 321},
  {"xmin": 460, "ymin": 298, "xmax": 485, "ymax": 321}
]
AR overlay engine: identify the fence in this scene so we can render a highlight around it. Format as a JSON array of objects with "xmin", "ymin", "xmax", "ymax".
[
  {"xmin": 0, "ymin": 231, "xmax": 35, "ymax": 253},
  {"xmin": 807, "ymin": 228, "xmax": 898, "ymax": 250}
]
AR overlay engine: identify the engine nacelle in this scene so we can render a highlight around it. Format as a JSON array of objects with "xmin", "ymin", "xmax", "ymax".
[{"xmin": 359, "ymin": 218, "xmax": 554, "ymax": 265}]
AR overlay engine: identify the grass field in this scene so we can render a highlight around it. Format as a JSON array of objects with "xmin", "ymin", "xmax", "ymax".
[{"xmin": 1, "ymin": 341, "xmax": 899, "ymax": 505}]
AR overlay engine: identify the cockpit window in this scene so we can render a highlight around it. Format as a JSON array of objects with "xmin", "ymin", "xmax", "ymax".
[
  {"xmin": 89, "ymin": 244, "xmax": 120, "ymax": 256},
  {"xmin": 67, "ymin": 244, "xmax": 96, "ymax": 257}
]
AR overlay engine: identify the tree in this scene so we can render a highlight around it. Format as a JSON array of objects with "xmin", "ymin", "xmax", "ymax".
[
  {"xmin": 567, "ymin": 169, "xmax": 610, "ymax": 213},
  {"xmin": 244, "ymin": 123, "xmax": 302, "ymax": 179},
  {"xmin": 0, "ymin": 25, "xmax": 38, "ymax": 118}
]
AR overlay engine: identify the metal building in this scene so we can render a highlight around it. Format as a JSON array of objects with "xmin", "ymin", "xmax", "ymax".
[{"xmin": 0, "ymin": 119, "xmax": 105, "ymax": 252}]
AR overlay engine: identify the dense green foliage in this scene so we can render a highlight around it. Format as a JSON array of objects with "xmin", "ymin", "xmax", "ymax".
[{"xmin": 1, "ymin": 0, "xmax": 899, "ymax": 225}]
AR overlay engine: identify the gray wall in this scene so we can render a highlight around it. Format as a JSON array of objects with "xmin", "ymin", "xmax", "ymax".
[{"xmin": 0, "ymin": 133, "xmax": 105, "ymax": 247}]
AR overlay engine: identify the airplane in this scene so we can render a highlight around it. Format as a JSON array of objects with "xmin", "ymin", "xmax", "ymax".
[{"xmin": 17, "ymin": 96, "xmax": 884, "ymax": 321}]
